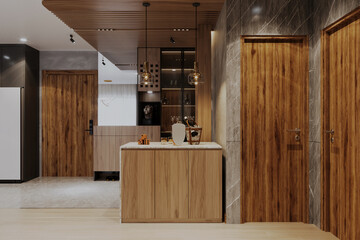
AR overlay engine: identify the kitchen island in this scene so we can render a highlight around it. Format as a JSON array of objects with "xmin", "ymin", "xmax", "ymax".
[{"xmin": 120, "ymin": 142, "xmax": 222, "ymax": 223}]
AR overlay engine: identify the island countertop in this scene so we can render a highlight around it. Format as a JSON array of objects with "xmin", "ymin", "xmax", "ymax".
[{"xmin": 120, "ymin": 142, "xmax": 222, "ymax": 150}]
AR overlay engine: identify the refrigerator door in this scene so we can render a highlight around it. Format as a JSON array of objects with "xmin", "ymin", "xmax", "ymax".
[{"xmin": 0, "ymin": 88, "xmax": 21, "ymax": 180}]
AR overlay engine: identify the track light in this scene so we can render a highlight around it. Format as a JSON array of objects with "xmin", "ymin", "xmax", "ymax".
[
  {"xmin": 102, "ymin": 57, "xmax": 106, "ymax": 66},
  {"xmin": 70, "ymin": 34, "xmax": 75, "ymax": 43},
  {"xmin": 170, "ymin": 37, "xmax": 176, "ymax": 44}
]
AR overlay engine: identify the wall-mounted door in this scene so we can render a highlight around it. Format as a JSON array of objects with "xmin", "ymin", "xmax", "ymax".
[
  {"xmin": 42, "ymin": 70, "xmax": 98, "ymax": 177},
  {"xmin": 321, "ymin": 8, "xmax": 360, "ymax": 240},
  {"xmin": 241, "ymin": 36, "xmax": 309, "ymax": 223}
]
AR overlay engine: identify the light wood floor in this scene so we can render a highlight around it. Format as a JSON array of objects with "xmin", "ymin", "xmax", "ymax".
[{"xmin": 0, "ymin": 209, "xmax": 338, "ymax": 240}]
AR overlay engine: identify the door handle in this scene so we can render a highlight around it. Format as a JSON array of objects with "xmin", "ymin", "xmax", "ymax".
[
  {"xmin": 326, "ymin": 129, "xmax": 335, "ymax": 143},
  {"xmin": 287, "ymin": 128, "xmax": 301, "ymax": 133},
  {"xmin": 287, "ymin": 128, "xmax": 301, "ymax": 142},
  {"xmin": 326, "ymin": 129, "xmax": 334, "ymax": 135},
  {"xmin": 85, "ymin": 120, "xmax": 94, "ymax": 135}
]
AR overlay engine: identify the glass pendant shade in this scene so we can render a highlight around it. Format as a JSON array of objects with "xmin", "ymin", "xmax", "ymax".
[
  {"xmin": 139, "ymin": 61, "xmax": 154, "ymax": 85},
  {"xmin": 188, "ymin": 61, "xmax": 202, "ymax": 85}
]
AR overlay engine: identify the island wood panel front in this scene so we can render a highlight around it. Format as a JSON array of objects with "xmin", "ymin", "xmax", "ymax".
[
  {"xmin": 42, "ymin": 70, "xmax": 98, "ymax": 177},
  {"xmin": 121, "ymin": 150, "xmax": 154, "ymax": 220},
  {"xmin": 120, "ymin": 148, "xmax": 222, "ymax": 223},
  {"xmin": 189, "ymin": 150, "xmax": 222, "ymax": 220},
  {"xmin": 155, "ymin": 150, "xmax": 189, "ymax": 219},
  {"xmin": 321, "ymin": 7, "xmax": 360, "ymax": 240},
  {"xmin": 241, "ymin": 36, "xmax": 309, "ymax": 223}
]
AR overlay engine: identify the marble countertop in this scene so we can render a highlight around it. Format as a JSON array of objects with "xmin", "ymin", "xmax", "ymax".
[{"xmin": 120, "ymin": 142, "xmax": 222, "ymax": 150}]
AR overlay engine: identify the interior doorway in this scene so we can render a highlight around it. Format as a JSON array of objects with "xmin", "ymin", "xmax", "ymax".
[
  {"xmin": 321, "ymin": 7, "xmax": 360, "ymax": 240},
  {"xmin": 42, "ymin": 70, "xmax": 98, "ymax": 177},
  {"xmin": 240, "ymin": 36, "xmax": 309, "ymax": 223}
]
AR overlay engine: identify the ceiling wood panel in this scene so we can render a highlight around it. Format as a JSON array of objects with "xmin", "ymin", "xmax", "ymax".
[{"xmin": 43, "ymin": 0, "xmax": 225, "ymax": 68}]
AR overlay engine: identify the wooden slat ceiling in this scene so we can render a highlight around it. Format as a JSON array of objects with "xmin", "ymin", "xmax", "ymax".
[{"xmin": 42, "ymin": 0, "xmax": 225, "ymax": 69}]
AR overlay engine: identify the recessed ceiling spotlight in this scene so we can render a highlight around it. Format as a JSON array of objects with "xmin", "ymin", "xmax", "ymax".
[
  {"xmin": 70, "ymin": 34, "xmax": 75, "ymax": 43},
  {"xmin": 19, "ymin": 38, "xmax": 27, "ymax": 42},
  {"xmin": 147, "ymin": 91, "xmax": 153, "ymax": 94},
  {"xmin": 3, "ymin": 55, "xmax": 10, "ymax": 60},
  {"xmin": 170, "ymin": 37, "xmax": 176, "ymax": 44},
  {"xmin": 172, "ymin": 69, "xmax": 176, "ymax": 72}
]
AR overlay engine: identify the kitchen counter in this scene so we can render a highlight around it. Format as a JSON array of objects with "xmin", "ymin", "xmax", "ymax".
[
  {"xmin": 120, "ymin": 142, "xmax": 222, "ymax": 150},
  {"xmin": 120, "ymin": 142, "xmax": 223, "ymax": 223}
]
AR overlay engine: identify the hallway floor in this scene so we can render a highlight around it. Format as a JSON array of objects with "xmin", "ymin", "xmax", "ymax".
[
  {"xmin": 0, "ymin": 209, "xmax": 338, "ymax": 240},
  {"xmin": 0, "ymin": 177, "xmax": 119, "ymax": 208}
]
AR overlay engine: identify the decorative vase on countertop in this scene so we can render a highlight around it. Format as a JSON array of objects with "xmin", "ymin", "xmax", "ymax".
[{"xmin": 172, "ymin": 123, "xmax": 185, "ymax": 146}]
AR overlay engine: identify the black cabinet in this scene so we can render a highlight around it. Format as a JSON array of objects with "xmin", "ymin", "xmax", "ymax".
[{"xmin": 0, "ymin": 45, "xmax": 39, "ymax": 182}]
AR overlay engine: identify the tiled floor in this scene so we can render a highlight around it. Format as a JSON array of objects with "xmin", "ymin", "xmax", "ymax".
[{"xmin": 0, "ymin": 177, "xmax": 119, "ymax": 208}]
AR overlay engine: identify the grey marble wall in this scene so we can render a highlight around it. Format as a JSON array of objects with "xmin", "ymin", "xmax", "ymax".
[
  {"xmin": 39, "ymin": 51, "xmax": 98, "ymax": 175},
  {"xmin": 212, "ymin": 0, "xmax": 360, "ymax": 226}
]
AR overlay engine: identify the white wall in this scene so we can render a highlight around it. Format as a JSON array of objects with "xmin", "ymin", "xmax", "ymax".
[
  {"xmin": 98, "ymin": 53, "xmax": 137, "ymax": 126},
  {"xmin": 98, "ymin": 84, "xmax": 137, "ymax": 126}
]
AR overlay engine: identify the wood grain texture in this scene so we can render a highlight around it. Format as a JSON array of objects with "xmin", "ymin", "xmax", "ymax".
[
  {"xmin": 155, "ymin": 150, "xmax": 189, "ymax": 219},
  {"xmin": 121, "ymin": 150, "xmax": 154, "ymax": 220},
  {"xmin": 121, "ymin": 149, "xmax": 222, "ymax": 223},
  {"xmin": 93, "ymin": 126, "xmax": 160, "ymax": 171},
  {"xmin": 241, "ymin": 36, "xmax": 309, "ymax": 223},
  {"xmin": 196, "ymin": 24, "xmax": 212, "ymax": 142},
  {"xmin": 42, "ymin": 70, "xmax": 98, "ymax": 177},
  {"xmin": 42, "ymin": 0, "xmax": 225, "ymax": 67},
  {"xmin": 189, "ymin": 150, "xmax": 222, "ymax": 221},
  {"xmin": 321, "ymin": 7, "xmax": 360, "ymax": 240}
]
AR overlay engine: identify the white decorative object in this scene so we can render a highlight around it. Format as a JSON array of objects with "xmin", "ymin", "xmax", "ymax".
[{"xmin": 172, "ymin": 123, "xmax": 185, "ymax": 146}]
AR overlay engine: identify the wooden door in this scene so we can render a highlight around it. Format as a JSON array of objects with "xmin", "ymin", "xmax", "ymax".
[
  {"xmin": 322, "ymin": 8, "xmax": 360, "ymax": 240},
  {"xmin": 42, "ymin": 70, "xmax": 98, "ymax": 177},
  {"xmin": 241, "ymin": 36, "xmax": 309, "ymax": 223},
  {"xmin": 121, "ymin": 150, "xmax": 154, "ymax": 221},
  {"xmin": 154, "ymin": 150, "xmax": 189, "ymax": 220},
  {"xmin": 189, "ymin": 150, "xmax": 222, "ymax": 221}
]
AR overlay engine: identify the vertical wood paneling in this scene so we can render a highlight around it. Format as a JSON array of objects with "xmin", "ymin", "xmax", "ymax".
[
  {"xmin": 241, "ymin": 36, "xmax": 309, "ymax": 223},
  {"xmin": 196, "ymin": 24, "xmax": 212, "ymax": 142},
  {"xmin": 154, "ymin": 150, "xmax": 189, "ymax": 219},
  {"xmin": 42, "ymin": 70, "xmax": 98, "ymax": 177},
  {"xmin": 121, "ymin": 150, "xmax": 154, "ymax": 220},
  {"xmin": 189, "ymin": 150, "xmax": 222, "ymax": 220},
  {"xmin": 322, "ymin": 8, "xmax": 360, "ymax": 240}
]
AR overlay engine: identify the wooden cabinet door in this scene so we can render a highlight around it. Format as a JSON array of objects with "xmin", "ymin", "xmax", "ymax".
[
  {"xmin": 121, "ymin": 150, "xmax": 154, "ymax": 220},
  {"xmin": 189, "ymin": 150, "xmax": 222, "ymax": 221},
  {"xmin": 155, "ymin": 150, "xmax": 189, "ymax": 219},
  {"xmin": 241, "ymin": 36, "xmax": 309, "ymax": 223},
  {"xmin": 93, "ymin": 135, "xmax": 116, "ymax": 171}
]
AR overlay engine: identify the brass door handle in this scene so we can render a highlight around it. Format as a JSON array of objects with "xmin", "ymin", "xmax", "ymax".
[
  {"xmin": 326, "ymin": 129, "xmax": 335, "ymax": 135},
  {"xmin": 287, "ymin": 128, "xmax": 301, "ymax": 133},
  {"xmin": 326, "ymin": 129, "xmax": 335, "ymax": 143}
]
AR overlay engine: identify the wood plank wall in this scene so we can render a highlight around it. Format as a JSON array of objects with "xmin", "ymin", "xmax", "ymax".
[{"xmin": 196, "ymin": 24, "xmax": 212, "ymax": 142}]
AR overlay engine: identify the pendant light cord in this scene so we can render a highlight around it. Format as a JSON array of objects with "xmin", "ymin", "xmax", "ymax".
[
  {"xmin": 195, "ymin": 4, "xmax": 198, "ymax": 61},
  {"xmin": 145, "ymin": 4, "xmax": 148, "ymax": 62}
]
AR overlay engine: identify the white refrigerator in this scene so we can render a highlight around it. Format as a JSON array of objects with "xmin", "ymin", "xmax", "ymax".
[{"xmin": 0, "ymin": 87, "xmax": 21, "ymax": 180}]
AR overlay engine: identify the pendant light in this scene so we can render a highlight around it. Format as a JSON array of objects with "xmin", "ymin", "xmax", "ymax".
[
  {"xmin": 139, "ymin": 2, "xmax": 154, "ymax": 85},
  {"xmin": 188, "ymin": 2, "xmax": 202, "ymax": 86}
]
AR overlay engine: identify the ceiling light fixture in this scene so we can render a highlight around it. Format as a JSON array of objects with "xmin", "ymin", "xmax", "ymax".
[
  {"xmin": 3, "ymin": 55, "xmax": 10, "ymax": 60},
  {"xmin": 170, "ymin": 37, "xmax": 176, "ymax": 44},
  {"xmin": 19, "ymin": 38, "xmax": 27, "ymax": 43},
  {"xmin": 139, "ymin": 2, "xmax": 154, "ymax": 86},
  {"xmin": 70, "ymin": 34, "xmax": 75, "ymax": 43},
  {"xmin": 188, "ymin": 2, "xmax": 202, "ymax": 86}
]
